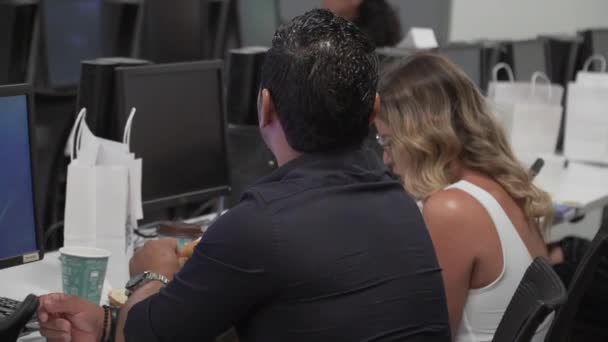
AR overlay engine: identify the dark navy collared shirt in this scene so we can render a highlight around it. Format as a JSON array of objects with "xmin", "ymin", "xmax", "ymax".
[{"xmin": 126, "ymin": 147, "xmax": 450, "ymax": 342}]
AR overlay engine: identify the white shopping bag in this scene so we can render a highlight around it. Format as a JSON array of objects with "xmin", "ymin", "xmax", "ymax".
[
  {"xmin": 488, "ymin": 63, "xmax": 564, "ymax": 166},
  {"xmin": 576, "ymin": 54, "xmax": 608, "ymax": 86},
  {"xmin": 63, "ymin": 108, "xmax": 143, "ymax": 287},
  {"xmin": 564, "ymin": 55, "xmax": 608, "ymax": 164}
]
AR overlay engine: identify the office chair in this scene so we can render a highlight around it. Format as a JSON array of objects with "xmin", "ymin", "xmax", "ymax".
[
  {"xmin": 492, "ymin": 257, "xmax": 567, "ymax": 342},
  {"xmin": 226, "ymin": 124, "xmax": 276, "ymax": 206},
  {"xmin": 544, "ymin": 220, "xmax": 608, "ymax": 342}
]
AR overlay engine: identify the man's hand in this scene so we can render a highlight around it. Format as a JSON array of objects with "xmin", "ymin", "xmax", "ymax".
[
  {"xmin": 38, "ymin": 293, "xmax": 104, "ymax": 342},
  {"xmin": 130, "ymin": 239, "xmax": 181, "ymax": 280}
]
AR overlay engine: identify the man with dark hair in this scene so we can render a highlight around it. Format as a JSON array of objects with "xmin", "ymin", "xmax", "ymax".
[
  {"xmin": 260, "ymin": 8, "xmax": 378, "ymax": 152},
  {"xmin": 37, "ymin": 9, "xmax": 450, "ymax": 342}
]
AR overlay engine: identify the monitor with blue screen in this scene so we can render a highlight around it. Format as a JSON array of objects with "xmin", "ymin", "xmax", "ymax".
[{"xmin": 0, "ymin": 84, "xmax": 42, "ymax": 270}]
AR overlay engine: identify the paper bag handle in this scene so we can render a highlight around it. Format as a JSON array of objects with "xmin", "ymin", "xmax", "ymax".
[
  {"xmin": 531, "ymin": 72, "xmax": 553, "ymax": 100},
  {"xmin": 492, "ymin": 63, "xmax": 515, "ymax": 82},
  {"xmin": 583, "ymin": 54, "xmax": 607, "ymax": 72},
  {"xmin": 122, "ymin": 107, "xmax": 136, "ymax": 147},
  {"xmin": 70, "ymin": 108, "xmax": 87, "ymax": 161}
]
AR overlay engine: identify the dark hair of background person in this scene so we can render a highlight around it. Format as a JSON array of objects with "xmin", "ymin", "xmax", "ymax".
[
  {"xmin": 354, "ymin": 0, "xmax": 402, "ymax": 47},
  {"xmin": 260, "ymin": 9, "xmax": 379, "ymax": 153}
]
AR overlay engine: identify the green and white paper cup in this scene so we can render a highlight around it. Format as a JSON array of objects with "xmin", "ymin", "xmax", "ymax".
[{"xmin": 59, "ymin": 246, "xmax": 110, "ymax": 304}]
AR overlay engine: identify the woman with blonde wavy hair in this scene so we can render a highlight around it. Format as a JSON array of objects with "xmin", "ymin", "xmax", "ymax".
[{"xmin": 375, "ymin": 52, "xmax": 554, "ymax": 342}]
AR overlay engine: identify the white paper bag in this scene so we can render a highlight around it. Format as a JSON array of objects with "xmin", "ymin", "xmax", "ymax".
[
  {"xmin": 576, "ymin": 54, "xmax": 608, "ymax": 86},
  {"xmin": 564, "ymin": 55, "xmax": 608, "ymax": 164},
  {"xmin": 63, "ymin": 108, "xmax": 142, "ymax": 287},
  {"xmin": 488, "ymin": 64, "xmax": 564, "ymax": 166}
]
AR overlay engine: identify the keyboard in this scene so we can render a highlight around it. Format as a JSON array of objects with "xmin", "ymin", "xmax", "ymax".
[
  {"xmin": 0, "ymin": 295, "xmax": 39, "ymax": 341},
  {"xmin": 0, "ymin": 297, "xmax": 21, "ymax": 318}
]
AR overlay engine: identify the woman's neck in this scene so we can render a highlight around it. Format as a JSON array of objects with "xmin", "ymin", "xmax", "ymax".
[{"xmin": 450, "ymin": 162, "xmax": 490, "ymax": 184}]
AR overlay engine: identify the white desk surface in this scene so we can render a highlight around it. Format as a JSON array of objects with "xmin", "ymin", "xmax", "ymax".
[
  {"xmin": 0, "ymin": 252, "xmax": 111, "ymax": 342},
  {"xmin": 543, "ymin": 161, "xmax": 608, "ymax": 214},
  {"xmin": 4, "ymin": 213, "xmax": 221, "ymax": 341}
]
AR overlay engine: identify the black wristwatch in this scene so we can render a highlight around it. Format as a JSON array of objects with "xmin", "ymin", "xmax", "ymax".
[{"xmin": 125, "ymin": 271, "xmax": 170, "ymax": 296}]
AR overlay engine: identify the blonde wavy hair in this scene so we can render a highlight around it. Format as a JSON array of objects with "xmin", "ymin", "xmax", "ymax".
[{"xmin": 378, "ymin": 52, "xmax": 553, "ymax": 231}]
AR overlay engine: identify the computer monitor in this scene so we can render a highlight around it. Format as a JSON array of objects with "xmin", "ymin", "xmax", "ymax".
[
  {"xmin": 439, "ymin": 43, "xmax": 483, "ymax": 89},
  {"xmin": 237, "ymin": 0, "xmax": 280, "ymax": 47},
  {"xmin": 40, "ymin": 0, "xmax": 104, "ymax": 89},
  {"xmin": 116, "ymin": 61, "xmax": 231, "ymax": 211},
  {"xmin": 591, "ymin": 29, "xmax": 608, "ymax": 61},
  {"xmin": 225, "ymin": 47, "xmax": 268, "ymax": 125},
  {"xmin": 509, "ymin": 39, "xmax": 550, "ymax": 81},
  {"xmin": 537, "ymin": 35, "xmax": 582, "ymax": 152},
  {"xmin": 77, "ymin": 57, "xmax": 151, "ymax": 140},
  {"xmin": 103, "ymin": 0, "xmax": 143, "ymax": 58},
  {"xmin": 0, "ymin": 2, "xmax": 36, "ymax": 86},
  {"xmin": 539, "ymin": 35, "xmax": 581, "ymax": 87},
  {"xmin": 580, "ymin": 29, "xmax": 608, "ymax": 71},
  {"xmin": 139, "ymin": 0, "xmax": 211, "ymax": 63},
  {"xmin": 0, "ymin": 84, "xmax": 43, "ymax": 269},
  {"xmin": 479, "ymin": 40, "xmax": 505, "ymax": 92}
]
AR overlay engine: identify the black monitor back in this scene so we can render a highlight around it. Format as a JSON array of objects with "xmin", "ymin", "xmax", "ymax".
[
  {"xmin": 439, "ymin": 43, "xmax": 483, "ymax": 90},
  {"xmin": 579, "ymin": 29, "xmax": 608, "ymax": 72},
  {"xmin": 139, "ymin": 0, "xmax": 211, "ymax": 63},
  {"xmin": 480, "ymin": 41, "xmax": 505, "ymax": 91},
  {"xmin": 535, "ymin": 36, "xmax": 582, "ymax": 152},
  {"xmin": 0, "ymin": 2, "xmax": 36, "ymax": 86},
  {"xmin": 116, "ymin": 61, "xmax": 230, "ymax": 211},
  {"xmin": 225, "ymin": 47, "xmax": 267, "ymax": 125},
  {"xmin": 103, "ymin": 0, "xmax": 142, "ymax": 59},
  {"xmin": 508, "ymin": 39, "xmax": 551, "ymax": 81},
  {"xmin": 77, "ymin": 57, "xmax": 151, "ymax": 140},
  {"xmin": 39, "ymin": 0, "xmax": 105, "ymax": 90},
  {"xmin": 540, "ymin": 35, "xmax": 582, "ymax": 87}
]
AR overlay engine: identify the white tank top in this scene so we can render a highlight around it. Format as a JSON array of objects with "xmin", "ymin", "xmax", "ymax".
[{"xmin": 445, "ymin": 180, "xmax": 551, "ymax": 342}]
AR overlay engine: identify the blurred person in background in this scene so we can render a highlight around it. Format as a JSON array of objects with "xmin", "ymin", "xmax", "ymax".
[{"xmin": 323, "ymin": 0, "xmax": 402, "ymax": 47}]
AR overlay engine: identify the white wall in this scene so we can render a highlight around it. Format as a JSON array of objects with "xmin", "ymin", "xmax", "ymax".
[{"xmin": 450, "ymin": 0, "xmax": 608, "ymax": 42}]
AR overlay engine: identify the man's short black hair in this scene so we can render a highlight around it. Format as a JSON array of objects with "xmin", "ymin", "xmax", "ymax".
[{"xmin": 260, "ymin": 9, "xmax": 378, "ymax": 153}]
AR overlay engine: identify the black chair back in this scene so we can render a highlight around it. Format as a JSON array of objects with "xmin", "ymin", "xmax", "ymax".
[
  {"xmin": 492, "ymin": 257, "xmax": 567, "ymax": 342},
  {"xmin": 545, "ymin": 222, "xmax": 608, "ymax": 342}
]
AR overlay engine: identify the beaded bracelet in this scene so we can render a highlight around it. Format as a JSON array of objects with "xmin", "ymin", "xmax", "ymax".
[
  {"xmin": 101, "ymin": 305, "xmax": 120, "ymax": 342},
  {"xmin": 109, "ymin": 306, "xmax": 119, "ymax": 341},
  {"xmin": 100, "ymin": 305, "xmax": 110, "ymax": 342}
]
